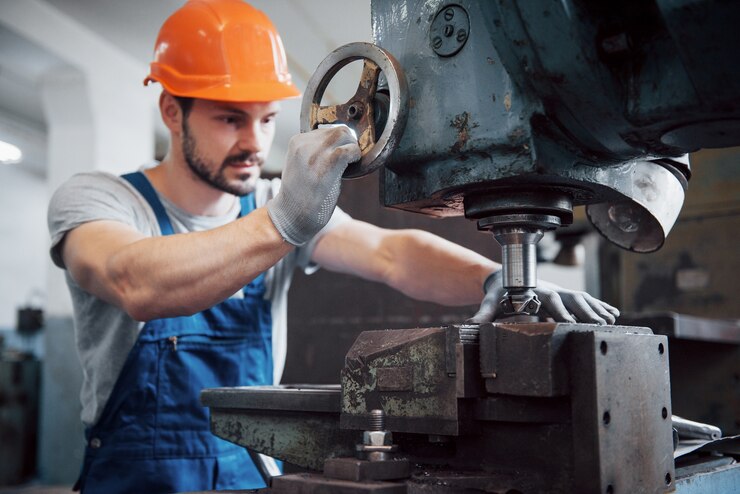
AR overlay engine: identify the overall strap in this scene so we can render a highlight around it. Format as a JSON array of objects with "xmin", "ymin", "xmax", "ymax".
[
  {"xmin": 121, "ymin": 172, "xmax": 175, "ymax": 236},
  {"xmin": 237, "ymin": 192, "xmax": 266, "ymax": 295},
  {"xmin": 238, "ymin": 193, "xmax": 256, "ymax": 218}
]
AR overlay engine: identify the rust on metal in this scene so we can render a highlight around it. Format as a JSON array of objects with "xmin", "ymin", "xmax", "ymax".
[{"xmin": 450, "ymin": 112, "xmax": 479, "ymax": 154}]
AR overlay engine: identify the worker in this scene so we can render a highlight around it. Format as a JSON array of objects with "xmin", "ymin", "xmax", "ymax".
[{"xmin": 46, "ymin": 1, "xmax": 619, "ymax": 492}]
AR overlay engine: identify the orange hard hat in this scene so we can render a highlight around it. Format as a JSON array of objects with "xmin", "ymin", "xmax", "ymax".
[{"xmin": 144, "ymin": 0, "xmax": 300, "ymax": 102}]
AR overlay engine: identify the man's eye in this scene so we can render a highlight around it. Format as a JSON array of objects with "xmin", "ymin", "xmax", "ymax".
[{"xmin": 220, "ymin": 116, "xmax": 239, "ymax": 125}]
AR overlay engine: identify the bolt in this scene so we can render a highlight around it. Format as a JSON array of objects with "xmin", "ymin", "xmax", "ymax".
[
  {"xmin": 444, "ymin": 24, "xmax": 454, "ymax": 37},
  {"xmin": 370, "ymin": 409, "xmax": 385, "ymax": 431},
  {"xmin": 432, "ymin": 36, "xmax": 443, "ymax": 49},
  {"xmin": 456, "ymin": 29, "xmax": 468, "ymax": 42},
  {"xmin": 347, "ymin": 103, "xmax": 362, "ymax": 120},
  {"xmin": 444, "ymin": 8, "xmax": 454, "ymax": 21}
]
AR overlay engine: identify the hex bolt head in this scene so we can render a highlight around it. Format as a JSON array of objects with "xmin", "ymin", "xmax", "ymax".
[{"xmin": 363, "ymin": 430, "xmax": 393, "ymax": 446}]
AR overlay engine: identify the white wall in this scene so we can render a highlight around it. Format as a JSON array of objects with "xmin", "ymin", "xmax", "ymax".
[
  {"xmin": 0, "ymin": 1, "xmax": 158, "ymax": 484},
  {"xmin": 0, "ymin": 165, "xmax": 49, "ymax": 330}
]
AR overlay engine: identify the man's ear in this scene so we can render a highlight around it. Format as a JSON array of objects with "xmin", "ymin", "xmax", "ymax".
[{"xmin": 160, "ymin": 91, "xmax": 183, "ymax": 136}]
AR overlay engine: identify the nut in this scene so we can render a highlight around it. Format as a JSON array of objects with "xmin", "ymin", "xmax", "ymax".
[{"xmin": 363, "ymin": 430, "xmax": 393, "ymax": 446}]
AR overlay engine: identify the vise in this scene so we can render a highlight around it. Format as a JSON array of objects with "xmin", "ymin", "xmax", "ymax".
[{"xmin": 202, "ymin": 323, "xmax": 677, "ymax": 493}]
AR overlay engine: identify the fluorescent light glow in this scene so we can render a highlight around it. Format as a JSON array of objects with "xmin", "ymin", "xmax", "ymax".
[{"xmin": 0, "ymin": 139, "xmax": 22, "ymax": 165}]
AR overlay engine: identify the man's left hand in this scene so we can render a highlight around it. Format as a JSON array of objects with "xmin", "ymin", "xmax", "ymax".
[{"xmin": 469, "ymin": 274, "xmax": 620, "ymax": 325}]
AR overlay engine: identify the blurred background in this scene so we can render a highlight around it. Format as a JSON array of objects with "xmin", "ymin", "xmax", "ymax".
[{"xmin": 0, "ymin": 0, "xmax": 737, "ymax": 490}]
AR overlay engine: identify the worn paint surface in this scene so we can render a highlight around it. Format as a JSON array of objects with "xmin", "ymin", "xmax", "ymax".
[
  {"xmin": 211, "ymin": 410, "xmax": 356, "ymax": 471},
  {"xmin": 341, "ymin": 328, "xmax": 460, "ymax": 435}
]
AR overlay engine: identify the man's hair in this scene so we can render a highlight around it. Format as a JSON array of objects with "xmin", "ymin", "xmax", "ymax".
[{"xmin": 173, "ymin": 95, "xmax": 195, "ymax": 119}]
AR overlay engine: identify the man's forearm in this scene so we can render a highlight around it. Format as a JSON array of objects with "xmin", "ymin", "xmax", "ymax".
[
  {"xmin": 71, "ymin": 208, "xmax": 292, "ymax": 321},
  {"xmin": 380, "ymin": 229, "xmax": 499, "ymax": 306}
]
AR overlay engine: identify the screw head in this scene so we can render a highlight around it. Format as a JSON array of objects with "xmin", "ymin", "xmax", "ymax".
[{"xmin": 430, "ymin": 4, "xmax": 469, "ymax": 57}]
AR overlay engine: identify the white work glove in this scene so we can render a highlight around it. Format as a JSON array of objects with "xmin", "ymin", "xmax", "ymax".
[
  {"xmin": 266, "ymin": 126, "xmax": 361, "ymax": 246},
  {"xmin": 469, "ymin": 271, "xmax": 620, "ymax": 325}
]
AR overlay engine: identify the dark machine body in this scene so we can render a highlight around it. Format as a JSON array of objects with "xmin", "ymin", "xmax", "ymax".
[{"xmin": 201, "ymin": 1, "xmax": 740, "ymax": 492}]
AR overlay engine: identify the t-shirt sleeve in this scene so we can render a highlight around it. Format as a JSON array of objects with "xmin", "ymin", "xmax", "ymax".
[
  {"xmin": 47, "ymin": 172, "xmax": 153, "ymax": 269},
  {"xmin": 255, "ymin": 176, "xmax": 353, "ymax": 274}
]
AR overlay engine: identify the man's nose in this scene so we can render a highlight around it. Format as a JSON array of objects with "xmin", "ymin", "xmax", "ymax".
[{"xmin": 237, "ymin": 122, "xmax": 264, "ymax": 153}]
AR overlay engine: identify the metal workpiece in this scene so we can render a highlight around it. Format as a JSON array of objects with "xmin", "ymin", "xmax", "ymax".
[
  {"xmin": 457, "ymin": 324, "xmax": 480, "ymax": 344},
  {"xmin": 300, "ymin": 42, "xmax": 408, "ymax": 179}
]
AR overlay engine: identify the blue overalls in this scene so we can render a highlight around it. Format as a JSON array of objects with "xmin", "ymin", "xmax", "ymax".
[{"xmin": 74, "ymin": 172, "xmax": 275, "ymax": 493}]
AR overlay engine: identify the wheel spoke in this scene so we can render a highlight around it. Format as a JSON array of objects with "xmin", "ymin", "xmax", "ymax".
[
  {"xmin": 315, "ymin": 104, "xmax": 343, "ymax": 125},
  {"xmin": 354, "ymin": 60, "xmax": 381, "ymax": 101}
]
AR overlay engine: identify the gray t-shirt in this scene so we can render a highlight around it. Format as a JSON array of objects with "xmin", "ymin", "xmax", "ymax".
[{"xmin": 47, "ymin": 170, "xmax": 350, "ymax": 426}]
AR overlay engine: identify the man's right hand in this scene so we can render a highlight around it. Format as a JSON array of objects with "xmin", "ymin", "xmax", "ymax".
[{"xmin": 266, "ymin": 126, "xmax": 361, "ymax": 246}]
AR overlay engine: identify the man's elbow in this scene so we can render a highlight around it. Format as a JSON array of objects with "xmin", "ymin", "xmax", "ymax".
[
  {"xmin": 115, "ymin": 282, "xmax": 158, "ymax": 322},
  {"xmin": 107, "ymin": 263, "xmax": 182, "ymax": 322},
  {"xmin": 120, "ymin": 291, "xmax": 197, "ymax": 322},
  {"xmin": 121, "ymin": 297, "xmax": 157, "ymax": 323}
]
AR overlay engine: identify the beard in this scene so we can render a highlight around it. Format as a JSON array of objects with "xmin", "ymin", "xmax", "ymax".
[{"xmin": 181, "ymin": 119, "xmax": 263, "ymax": 196}]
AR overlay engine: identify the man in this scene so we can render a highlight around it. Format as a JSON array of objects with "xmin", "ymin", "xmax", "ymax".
[{"xmin": 47, "ymin": 1, "xmax": 619, "ymax": 492}]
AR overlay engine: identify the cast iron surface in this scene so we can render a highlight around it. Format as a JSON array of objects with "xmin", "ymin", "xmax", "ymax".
[
  {"xmin": 371, "ymin": 0, "xmax": 739, "ymax": 219},
  {"xmin": 201, "ymin": 385, "xmax": 340, "ymax": 413},
  {"xmin": 203, "ymin": 385, "xmax": 353, "ymax": 471}
]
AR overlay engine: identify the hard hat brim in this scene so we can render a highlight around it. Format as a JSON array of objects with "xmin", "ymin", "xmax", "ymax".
[{"xmin": 144, "ymin": 74, "xmax": 301, "ymax": 102}]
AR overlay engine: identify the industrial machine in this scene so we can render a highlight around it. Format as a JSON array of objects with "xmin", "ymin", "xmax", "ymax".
[{"xmin": 202, "ymin": 1, "xmax": 740, "ymax": 492}]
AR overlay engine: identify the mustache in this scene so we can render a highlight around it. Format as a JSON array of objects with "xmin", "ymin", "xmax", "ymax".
[{"xmin": 222, "ymin": 152, "xmax": 264, "ymax": 168}]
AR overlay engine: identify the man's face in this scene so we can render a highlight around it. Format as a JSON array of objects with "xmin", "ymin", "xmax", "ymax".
[{"xmin": 180, "ymin": 99, "xmax": 280, "ymax": 196}]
